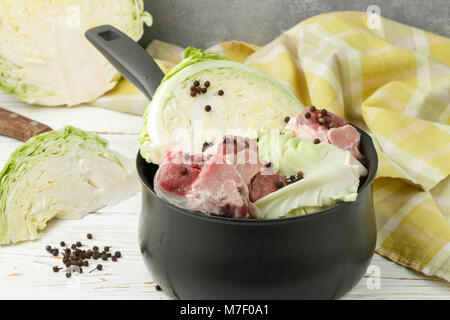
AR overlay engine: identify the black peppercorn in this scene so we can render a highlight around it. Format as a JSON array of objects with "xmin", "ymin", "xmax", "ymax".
[{"xmin": 276, "ymin": 181, "xmax": 285, "ymax": 188}]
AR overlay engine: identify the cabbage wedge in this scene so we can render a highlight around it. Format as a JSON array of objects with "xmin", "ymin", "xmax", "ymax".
[
  {"xmin": 0, "ymin": 0, "xmax": 152, "ymax": 106},
  {"xmin": 0, "ymin": 126, "xmax": 138, "ymax": 245},
  {"xmin": 139, "ymin": 47, "xmax": 304, "ymax": 164}
]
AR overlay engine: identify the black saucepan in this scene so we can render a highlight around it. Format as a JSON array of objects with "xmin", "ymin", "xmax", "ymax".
[{"xmin": 86, "ymin": 25, "xmax": 378, "ymax": 299}]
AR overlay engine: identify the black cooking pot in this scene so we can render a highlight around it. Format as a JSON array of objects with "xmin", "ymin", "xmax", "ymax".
[
  {"xmin": 86, "ymin": 25, "xmax": 378, "ymax": 299},
  {"xmin": 136, "ymin": 126, "xmax": 377, "ymax": 300}
]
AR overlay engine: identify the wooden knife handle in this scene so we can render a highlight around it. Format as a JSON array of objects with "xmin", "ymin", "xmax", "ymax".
[{"xmin": 0, "ymin": 107, "xmax": 53, "ymax": 142}]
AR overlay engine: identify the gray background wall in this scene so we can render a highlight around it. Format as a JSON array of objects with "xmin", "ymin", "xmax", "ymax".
[{"xmin": 141, "ymin": 0, "xmax": 449, "ymax": 48}]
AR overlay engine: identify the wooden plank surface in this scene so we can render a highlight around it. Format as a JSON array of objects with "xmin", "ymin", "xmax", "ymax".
[{"xmin": 0, "ymin": 92, "xmax": 449, "ymax": 300}]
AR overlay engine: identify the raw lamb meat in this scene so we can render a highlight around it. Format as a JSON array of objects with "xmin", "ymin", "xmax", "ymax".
[{"xmin": 285, "ymin": 106, "xmax": 363, "ymax": 161}]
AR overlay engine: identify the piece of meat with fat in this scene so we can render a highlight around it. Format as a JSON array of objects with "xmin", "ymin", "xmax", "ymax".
[
  {"xmin": 190, "ymin": 154, "xmax": 252, "ymax": 219},
  {"xmin": 328, "ymin": 125, "xmax": 363, "ymax": 161},
  {"xmin": 155, "ymin": 151, "xmax": 204, "ymax": 196},
  {"xmin": 207, "ymin": 135, "xmax": 264, "ymax": 185},
  {"xmin": 155, "ymin": 151, "xmax": 257, "ymax": 219},
  {"xmin": 249, "ymin": 172, "xmax": 288, "ymax": 202},
  {"xmin": 285, "ymin": 107, "xmax": 363, "ymax": 161}
]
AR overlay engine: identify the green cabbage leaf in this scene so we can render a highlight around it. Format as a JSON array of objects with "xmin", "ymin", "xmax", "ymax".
[{"xmin": 256, "ymin": 131, "xmax": 368, "ymax": 219}]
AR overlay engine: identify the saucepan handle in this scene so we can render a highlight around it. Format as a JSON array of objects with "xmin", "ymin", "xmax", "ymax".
[{"xmin": 85, "ymin": 25, "xmax": 165, "ymax": 101}]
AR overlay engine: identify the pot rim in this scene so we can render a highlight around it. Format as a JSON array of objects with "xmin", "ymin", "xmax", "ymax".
[{"xmin": 136, "ymin": 124, "xmax": 378, "ymax": 226}]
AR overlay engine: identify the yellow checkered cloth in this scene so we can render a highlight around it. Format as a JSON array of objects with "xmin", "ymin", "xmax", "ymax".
[{"xmin": 93, "ymin": 12, "xmax": 450, "ymax": 281}]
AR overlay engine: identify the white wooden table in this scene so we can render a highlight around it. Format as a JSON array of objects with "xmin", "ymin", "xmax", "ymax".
[{"xmin": 0, "ymin": 92, "xmax": 449, "ymax": 300}]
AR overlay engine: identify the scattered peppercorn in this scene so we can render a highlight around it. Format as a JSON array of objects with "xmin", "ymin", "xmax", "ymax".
[
  {"xmin": 201, "ymin": 87, "xmax": 207, "ymax": 94},
  {"xmin": 284, "ymin": 116, "xmax": 291, "ymax": 123},
  {"xmin": 310, "ymin": 106, "xmax": 317, "ymax": 112},
  {"xmin": 321, "ymin": 109, "xmax": 327, "ymax": 116},
  {"xmin": 47, "ymin": 237, "xmax": 119, "ymax": 278},
  {"xmin": 314, "ymin": 138, "xmax": 320, "ymax": 144},
  {"xmin": 190, "ymin": 91, "xmax": 196, "ymax": 97},
  {"xmin": 180, "ymin": 167, "xmax": 188, "ymax": 175},
  {"xmin": 218, "ymin": 90, "xmax": 224, "ymax": 96},
  {"xmin": 155, "ymin": 285, "xmax": 162, "ymax": 291},
  {"xmin": 265, "ymin": 162, "xmax": 272, "ymax": 168},
  {"xmin": 204, "ymin": 105, "xmax": 212, "ymax": 112},
  {"xmin": 204, "ymin": 81, "xmax": 210, "ymax": 88},
  {"xmin": 305, "ymin": 112, "xmax": 311, "ymax": 118},
  {"xmin": 193, "ymin": 80, "xmax": 200, "ymax": 87}
]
